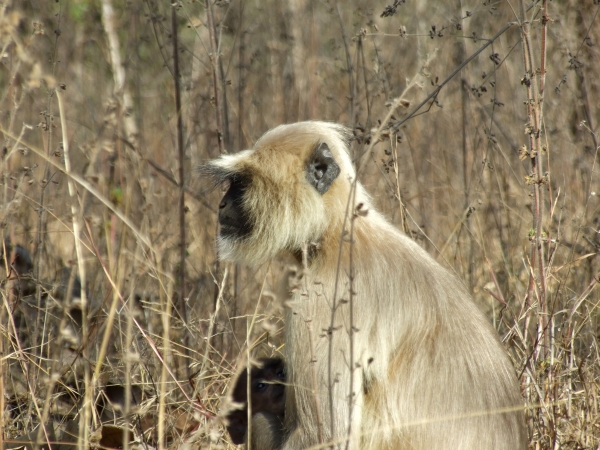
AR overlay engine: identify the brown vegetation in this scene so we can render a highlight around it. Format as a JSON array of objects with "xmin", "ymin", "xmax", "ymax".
[{"xmin": 0, "ymin": 0, "xmax": 598, "ymax": 448}]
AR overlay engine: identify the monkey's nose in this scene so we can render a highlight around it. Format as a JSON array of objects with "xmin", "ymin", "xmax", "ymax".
[{"xmin": 219, "ymin": 198, "xmax": 227, "ymax": 209}]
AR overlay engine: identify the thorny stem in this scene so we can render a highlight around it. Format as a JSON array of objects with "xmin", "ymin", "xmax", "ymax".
[
  {"xmin": 302, "ymin": 244, "xmax": 325, "ymax": 445},
  {"xmin": 519, "ymin": 0, "xmax": 554, "ymax": 443},
  {"xmin": 519, "ymin": 0, "xmax": 549, "ymax": 359},
  {"xmin": 328, "ymin": 176, "xmax": 359, "ymax": 443},
  {"xmin": 344, "ymin": 193, "xmax": 358, "ymax": 450}
]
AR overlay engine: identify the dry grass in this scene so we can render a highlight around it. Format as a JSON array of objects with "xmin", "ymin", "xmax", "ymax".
[{"xmin": 1, "ymin": 0, "xmax": 599, "ymax": 448}]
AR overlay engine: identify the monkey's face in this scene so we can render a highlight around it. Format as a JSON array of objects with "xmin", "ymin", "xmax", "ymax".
[
  {"xmin": 202, "ymin": 122, "xmax": 354, "ymax": 265},
  {"xmin": 250, "ymin": 359, "xmax": 286, "ymax": 415},
  {"xmin": 226, "ymin": 358, "xmax": 286, "ymax": 445}
]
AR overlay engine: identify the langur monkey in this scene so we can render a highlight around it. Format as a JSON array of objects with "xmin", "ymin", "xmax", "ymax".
[
  {"xmin": 225, "ymin": 358, "xmax": 286, "ymax": 446},
  {"xmin": 203, "ymin": 121, "xmax": 527, "ymax": 449}
]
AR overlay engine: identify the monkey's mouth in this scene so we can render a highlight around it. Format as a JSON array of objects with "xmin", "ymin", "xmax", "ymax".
[
  {"xmin": 219, "ymin": 223, "xmax": 243, "ymax": 238},
  {"xmin": 217, "ymin": 205, "xmax": 253, "ymax": 239},
  {"xmin": 216, "ymin": 172, "xmax": 252, "ymax": 239}
]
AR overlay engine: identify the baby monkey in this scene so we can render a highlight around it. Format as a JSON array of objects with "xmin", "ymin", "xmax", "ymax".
[{"xmin": 225, "ymin": 358, "xmax": 285, "ymax": 447}]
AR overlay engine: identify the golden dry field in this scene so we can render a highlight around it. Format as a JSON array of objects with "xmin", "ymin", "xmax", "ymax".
[{"xmin": 0, "ymin": 0, "xmax": 599, "ymax": 448}]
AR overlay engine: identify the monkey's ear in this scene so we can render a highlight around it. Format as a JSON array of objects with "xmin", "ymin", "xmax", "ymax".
[{"xmin": 306, "ymin": 142, "xmax": 340, "ymax": 195}]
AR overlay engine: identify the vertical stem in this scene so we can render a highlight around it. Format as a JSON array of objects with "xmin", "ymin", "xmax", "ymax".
[
  {"xmin": 245, "ymin": 321, "xmax": 252, "ymax": 447},
  {"xmin": 457, "ymin": 0, "xmax": 473, "ymax": 290},
  {"xmin": 0, "ymin": 293, "xmax": 3, "ymax": 448},
  {"xmin": 206, "ymin": 0, "xmax": 224, "ymax": 320},
  {"xmin": 237, "ymin": 4, "xmax": 246, "ymax": 150},
  {"xmin": 358, "ymin": 37, "xmax": 371, "ymax": 128},
  {"xmin": 229, "ymin": 6, "xmax": 244, "ymax": 326},
  {"xmin": 287, "ymin": 0, "xmax": 307, "ymax": 121},
  {"xmin": 344, "ymin": 195, "xmax": 358, "ymax": 450},
  {"xmin": 157, "ymin": 278, "xmax": 172, "ymax": 450},
  {"xmin": 334, "ymin": 0, "xmax": 356, "ymax": 124},
  {"xmin": 57, "ymin": 90, "xmax": 91, "ymax": 450},
  {"xmin": 171, "ymin": 3, "xmax": 188, "ymax": 334},
  {"xmin": 100, "ymin": 0, "xmax": 138, "ymax": 146},
  {"xmin": 539, "ymin": 0, "xmax": 550, "ymax": 350},
  {"xmin": 206, "ymin": 0, "xmax": 225, "ymax": 155},
  {"xmin": 32, "ymin": 3, "xmax": 62, "ymax": 435},
  {"xmin": 219, "ymin": 55, "xmax": 231, "ymax": 149},
  {"xmin": 301, "ymin": 244, "xmax": 324, "ymax": 444},
  {"xmin": 123, "ymin": 272, "xmax": 136, "ymax": 450},
  {"xmin": 232, "ymin": 4, "xmax": 245, "ymax": 351},
  {"xmin": 539, "ymin": 0, "xmax": 548, "ymax": 102},
  {"xmin": 519, "ymin": 0, "xmax": 548, "ymax": 358}
]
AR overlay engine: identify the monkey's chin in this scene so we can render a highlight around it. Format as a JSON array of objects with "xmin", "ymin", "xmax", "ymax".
[
  {"xmin": 216, "ymin": 236, "xmax": 239, "ymax": 262},
  {"xmin": 217, "ymin": 235, "xmax": 270, "ymax": 266}
]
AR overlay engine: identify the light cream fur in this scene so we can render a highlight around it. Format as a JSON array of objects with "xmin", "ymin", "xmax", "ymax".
[{"xmin": 206, "ymin": 121, "xmax": 527, "ymax": 449}]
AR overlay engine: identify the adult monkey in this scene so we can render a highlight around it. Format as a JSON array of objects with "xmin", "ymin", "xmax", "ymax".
[{"xmin": 203, "ymin": 122, "xmax": 527, "ymax": 449}]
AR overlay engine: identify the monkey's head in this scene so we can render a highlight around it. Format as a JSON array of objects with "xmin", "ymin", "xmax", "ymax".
[
  {"xmin": 202, "ymin": 121, "xmax": 364, "ymax": 265},
  {"xmin": 225, "ymin": 357, "xmax": 286, "ymax": 445},
  {"xmin": 231, "ymin": 358, "xmax": 286, "ymax": 414}
]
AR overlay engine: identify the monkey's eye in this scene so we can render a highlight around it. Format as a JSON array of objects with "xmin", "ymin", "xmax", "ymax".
[
  {"xmin": 276, "ymin": 370, "xmax": 285, "ymax": 380},
  {"xmin": 254, "ymin": 382, "xmax": 267, "ymax": 391}
]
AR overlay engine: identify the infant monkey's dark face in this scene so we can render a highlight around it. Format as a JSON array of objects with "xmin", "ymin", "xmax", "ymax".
[{"xmin": 226, "ymin": 358, "xmax": 286, "ymax": 445}]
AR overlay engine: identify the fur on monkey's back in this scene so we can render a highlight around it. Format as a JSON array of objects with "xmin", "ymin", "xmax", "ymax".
[
  {"xmin": 266, "ymin": 125, "xmax": 526, "ymax": 449},
  {"xmin": 369, "ymin": 222, "xmax": 523, "ymax": 448},
  {"xmin": 287, "ymin": 206, "xmax": 527, "ymax": 449}
]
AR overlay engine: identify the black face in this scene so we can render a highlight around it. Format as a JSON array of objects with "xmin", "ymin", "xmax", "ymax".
[
  {"xmin": 218, "ymin": 174, "xmax": 252, "ymax": 238},
  {"xmin": 253, "ymin": 360, "xmax": 286, "ymax": 392},
  {"xmin": 251, "ymin": 359, "xmax": 286, "ymax": 413}
]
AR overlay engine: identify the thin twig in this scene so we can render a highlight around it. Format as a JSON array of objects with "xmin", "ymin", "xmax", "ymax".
[
  {"xmin": 334, "ymin": 0, "xmax": 356, "ymax": 124},
  {"xmin": 386, "ymin": 20, "xmax": 519, "ymax": 136},
  {"xmin": 302, "ymin": 243, "xmax": 324, "ymax": 445},
  {"xmin": 32, "ymin": 6, "xmax": 63, "ymax": 417},
  {"xmin": 56, "ymin": 90, "xmax": 92, "ymax": 450},
  {"xmin": 206, "ymin": 0, "xmax": 225, "ymax": 155},
  {"xmin": 171, "ymin": 2, "xmax": 189, "ymax": 348}
]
